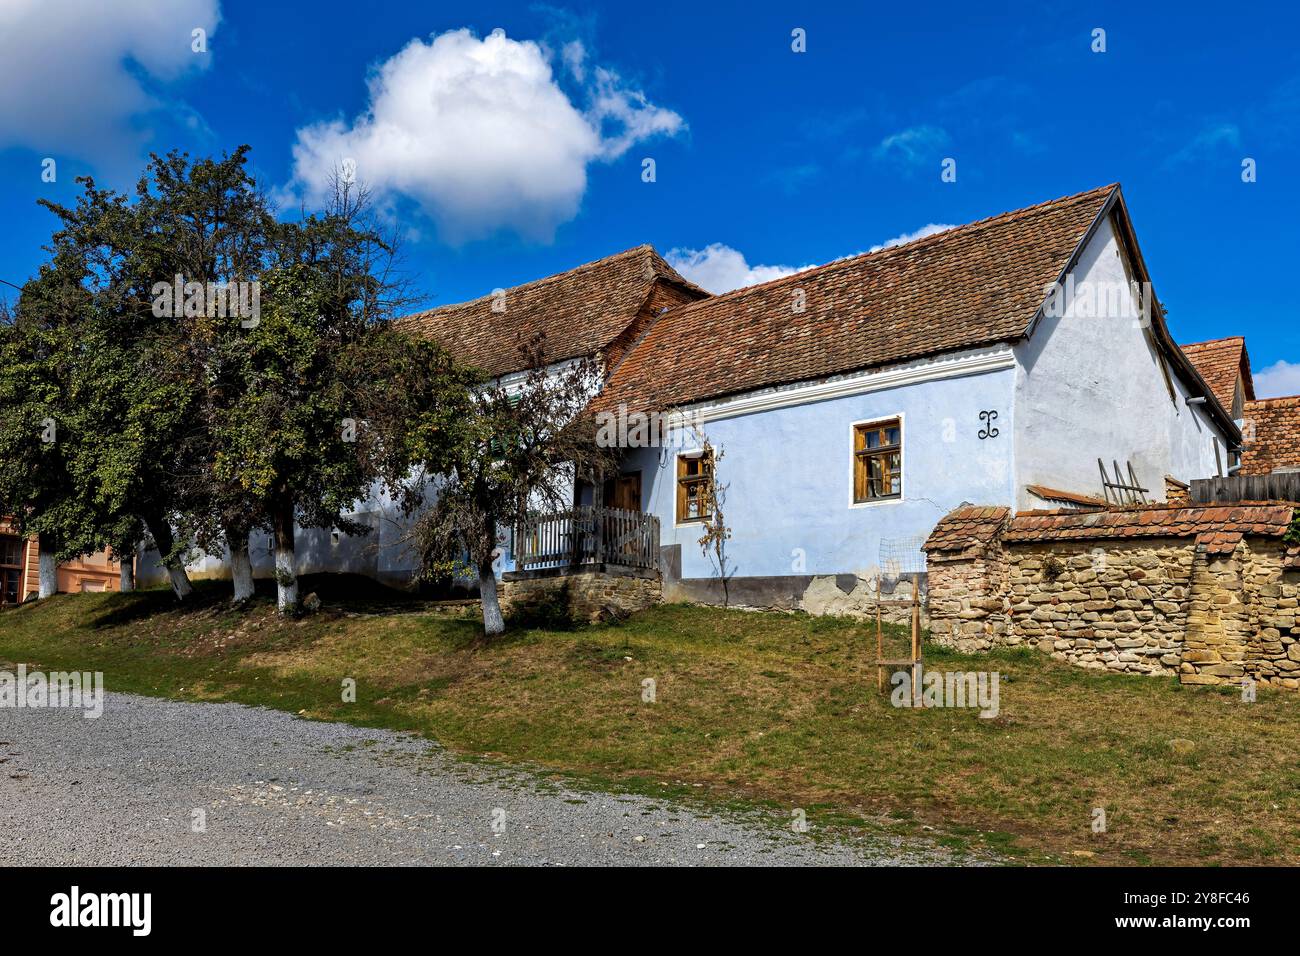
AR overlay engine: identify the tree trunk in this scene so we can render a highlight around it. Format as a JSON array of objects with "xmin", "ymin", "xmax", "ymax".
[
  {"xmin": 478, "ymin": 557, "xmax": 505, "ymax": 637},
  {"xmin": 226, "ymin": 524, "xmax": 255, "ymax": 604},
  {"xmin": 118, "ymin": 553, "xmax": 134, "ymax": 592},
  {"xmin": 272, "ymin": 503, "xmax": 298, "ymax": 614},
  {"xmin": 37, "ymin": 534, "xmax": 57, "ymax": 599},
  {"xmin": 143, "ymin": 514, "xmax": 193, "ymax": 601}
]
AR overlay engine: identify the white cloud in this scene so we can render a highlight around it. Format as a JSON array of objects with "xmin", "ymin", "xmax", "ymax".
[
  {"xmin": 286, "ymin": 28, "xmax": 684, "ymax": 243},
  {"xmin": 873, "ymin": 125, "xmax": 950, "ymax": 166},
  {"xmin": 560, "ymin": 40, "xmax": 587, "ymax": 82},
  {"xmin": 666, "ymin": 244, "xmax": 812, "ymax": 294},
  {"xmin": 868, "ymin": 223, "xmax": 957, "ymax": 252},
  {"xmin": 1253, "ymin": 359, "xmax": 1300, "ymax": 399},
  {"xmin": 0, "ymin": 0, "xmax": 220, "ymax": 165}
]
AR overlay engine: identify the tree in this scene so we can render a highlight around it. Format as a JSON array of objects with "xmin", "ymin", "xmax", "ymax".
[
  {"xmin": 411, "ymin": 336, "xmax": 616, "ymax": 637},
  {"xmin": 5, "ymin": 149, "xmax": 471, "ymax": 612},
  {"xmin": 0, "ymin": 269, "xmax": 96, "ymax": 598},
  {"xmin": 28, "ymin": 156, "xmax": 251, "ymax": 602},
  {"xmin": 206, "ymin": 176, "xmax": 468, "ymax": 614}
]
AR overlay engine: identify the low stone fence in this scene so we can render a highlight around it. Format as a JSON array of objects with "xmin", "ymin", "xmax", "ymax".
[
  {"xmin": 923, "ymin": 503, "xmax": 1300, "ymax": 689},
  {"xmin": 500, "ymin": 564, "xmax": 662, "ymax": 623}
]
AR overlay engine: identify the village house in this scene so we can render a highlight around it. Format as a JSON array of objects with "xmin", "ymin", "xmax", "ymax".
[
  {"xmin": 582, "ymin": 184, "xmax": 1239, "ymax": 610},
  {"xmin": 137, "ymin": 246, "xmax": 708, "ymax": 589},
  {"xmin": 139, "ymin": 184, "xmax": 1298, "ymax": 615},
  {"xmin": 0, "ymin": 517, "xmax": 125, "ymax": 605}
]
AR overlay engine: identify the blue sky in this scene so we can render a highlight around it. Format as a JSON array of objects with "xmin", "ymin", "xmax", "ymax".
[{"xmin": 2, "ymin": 0, "xmax": 1298, "ymax": 393}]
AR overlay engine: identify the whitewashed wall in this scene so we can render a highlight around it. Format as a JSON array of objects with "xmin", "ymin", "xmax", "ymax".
[{"xmin": 1012, "ymin": 214, "xmax": 1229, "ymax": 509}]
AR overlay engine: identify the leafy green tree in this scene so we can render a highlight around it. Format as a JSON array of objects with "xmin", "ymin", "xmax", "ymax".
[
  {"xmin": 412, "ymin": 338, "xmax": 615, "ymax": 637},
  {"xmin": 0, "ymin": 266, "xmax": 100, "ymax": 598},
  {"xmin": 209, "ymin": 178, "xmax": 473, "ymax": 613},
  {"xmin": 5, "ymin": 150, "xmax": 473, "ymax": 613}
]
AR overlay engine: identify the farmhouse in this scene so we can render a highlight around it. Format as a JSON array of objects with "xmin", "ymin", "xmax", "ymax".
[
  {"xmin": 579, "ymin": 184, "xmax": 1239, "ymax": 610},
  {"xmin": 137, "ymin": 183, "xmax": 1300, "ymax": 627}
]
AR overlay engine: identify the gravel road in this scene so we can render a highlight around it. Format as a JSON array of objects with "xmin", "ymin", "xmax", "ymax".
[{"xmin": 0, "ymin": 691, "xmax": 977, "ymax": 866}]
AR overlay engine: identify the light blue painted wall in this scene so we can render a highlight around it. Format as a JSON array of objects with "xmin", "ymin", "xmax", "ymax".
[{"xmin": 623, "ymin": 366, "xmax": 1018, "ymax": 580}]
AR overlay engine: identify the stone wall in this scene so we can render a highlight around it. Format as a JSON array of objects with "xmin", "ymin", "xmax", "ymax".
[
  {"xmin": 926, "ymin": 547, "xmax": 1007, "ymax": 650},
  {"xmin": 500, "ymin": 565, "xmax": 662, "ymax": 623},
  {"xmin": 1004, "ymin": 540, "xmax": 1191, "ymax": 676},
  {"xmin": 1184, "ymin": 540, "xmax": 1300, "ymax": 689},
  {"xmin": 927, "ymin": 530, "xmax": 1300, "ymax": 688}
]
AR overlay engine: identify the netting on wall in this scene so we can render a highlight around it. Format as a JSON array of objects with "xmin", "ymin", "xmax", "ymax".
[{"xmin": 878, "ymin": 535, "xmax": 927, "ymax": 582}]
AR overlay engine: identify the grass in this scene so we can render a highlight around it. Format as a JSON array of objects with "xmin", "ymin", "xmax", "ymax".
[{"xmin": 2, "ymin": 577, "xmax": 1298, "ymax": 866}]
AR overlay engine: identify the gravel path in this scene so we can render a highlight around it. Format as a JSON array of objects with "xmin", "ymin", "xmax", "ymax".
[{"xmin": 0, "ymin": 692, "xmax": 977, "ymax": 866}]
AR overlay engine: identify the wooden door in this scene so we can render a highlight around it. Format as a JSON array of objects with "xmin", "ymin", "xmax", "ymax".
[{"xmin": 603, "ymin": 472, "xmax": 642, "ymax": 512}]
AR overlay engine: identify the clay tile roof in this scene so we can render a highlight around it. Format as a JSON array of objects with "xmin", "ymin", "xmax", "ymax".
[
  {"xmin": 593, "ymin": 185, "xmax": 1117, "ymax": 414},
  {"xmin": 1179, "ymin": 336, "xmax": 1253, "ymax": 412},
  {"xmin": 923, "ymin": 506, "xmax": 1011, "ymax": 555},
  {"xmin": 1240, "ymin": 394, "xmax": 1300, "ymax": 476},
  {"xmin": 394, "ymin": 245, "xmax": 707, "ymax": 378},
  {"xmin": 1002, "ymin": 502, "xmax": 1296, "ymax": 546}
]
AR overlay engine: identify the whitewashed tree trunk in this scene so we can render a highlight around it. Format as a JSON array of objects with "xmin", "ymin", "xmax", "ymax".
[
  {"xmin": 118, "ymin": 556, "xmax": 134, "ymax": 592},
  {"xmin": 144, "ymin": 515, "xmax": 193, "ymax": 601},
  {"xmin": 227, "ymin": 527, "xmax": 254, "ymax": 604},
  {"xmin": 37, "ymin": 536, "xmax": 57, "ymax": 599},
  {"xmin": 166, "ymin": 564, "xmax": 194, "ymax": 601},
  {"xmin": 478, "ymin": 559, "xmax": 505, "ymax": 637},
  {"xmin": 273, "ymin": 506, "xmax": 298, "ymax": 614}
]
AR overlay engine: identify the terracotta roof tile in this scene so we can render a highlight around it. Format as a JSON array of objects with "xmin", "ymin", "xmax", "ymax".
[
  {"xmin": 394, "ymin": 245, "xmax": 707, "ymax": 378},
  {"xmin": 1001, "ymin": 502, "xmax": 1296, "ymax": 545},
  {"xmin": 1179, "ymin": 336, "xmax": 1253, "ymax": 412},
  {"xmin": 594, "ymin": 185, "xmax": 1118, "ymax": 413},
  {"xmin": 922, "ymin": 506, "xmax": 1011, "ymax": 555}
]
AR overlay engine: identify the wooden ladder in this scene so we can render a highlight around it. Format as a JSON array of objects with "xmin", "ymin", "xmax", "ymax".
[{"xmin": 875, "ymin": 586, "xmax": 923, "ymax": 703}]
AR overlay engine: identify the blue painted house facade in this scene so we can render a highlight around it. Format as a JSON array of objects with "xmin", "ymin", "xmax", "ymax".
[
  {"xmin": 141, "ymin": 185, "xmax": 1243, "ymax": 610},
  {"xmin": 583, "ymin": 184, "xmax": 1240, "ymax": 611}
]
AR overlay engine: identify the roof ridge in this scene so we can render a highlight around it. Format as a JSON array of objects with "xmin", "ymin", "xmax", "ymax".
[
  {"xmin": 1246, "ymin": 394, "xmax": 1300, "ymax": 405},
  {"xmin": 1181, "ymin": 335, "xmax": 1246, "ymax": 349},
  {"xmin": 403, "ymin": 243, "xmax": 658, "ymax": 320},
  {"xmin": 653, "ymin": 183, "xmax": 1118, "ymax": 310}
]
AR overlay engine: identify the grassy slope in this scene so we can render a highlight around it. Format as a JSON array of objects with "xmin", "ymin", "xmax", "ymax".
[{"xmin": 2, "ymin": 580, "xmax": 1297, "ymax": 865}]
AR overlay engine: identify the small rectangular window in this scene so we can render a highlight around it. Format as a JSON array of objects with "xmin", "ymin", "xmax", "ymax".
[
  {"xmin": 0, "ymin": 535, "xmax": 23, "ymax": 605},
  {"xmin": 853, "ymin": 419, "xmax": 902, "ymax": 503},
  {"xmin": 676, "ymin": 452, "xmax": 713, "ymax": 523}
]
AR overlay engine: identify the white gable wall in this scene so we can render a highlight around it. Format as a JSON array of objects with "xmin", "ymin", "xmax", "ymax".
[{"xmin": 1012, "ymin": 214, "xmax": 1228, "ymax": 509}]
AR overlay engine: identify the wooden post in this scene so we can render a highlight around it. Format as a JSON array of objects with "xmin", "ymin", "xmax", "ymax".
[
  {"xmin": 876, "ymin": 600, "xmax": 883, "ymax": 692},
  {"xmin": 911, "ymin": 586, "xmax": 921, "ymax": 706}
]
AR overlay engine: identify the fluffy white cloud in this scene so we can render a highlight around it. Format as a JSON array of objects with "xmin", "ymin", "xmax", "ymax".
[
  {"xmin": 1253, "ymin": 359, "xmax": 1300, "ymax": 399},
  {"xmin": 286, "ymin": 28, "xmax": 684, "ymax": 243},
  {"xmin": 0, "ymin": 0, "xmax": 220, "ymax": 164},
  {"xmin": 666, "ymin": 244, "xmax": 812, "ymax": 294},
  {"xmin": 868, "ymin": 223, "xmax": 957, "ymax": 252}
]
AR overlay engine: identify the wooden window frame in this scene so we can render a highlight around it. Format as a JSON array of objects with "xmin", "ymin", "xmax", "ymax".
[
  {"xmin": 675, "ymin": 451, "xmax": 713, "ymax": 525},
  {"xmin": 0, "ymin": 534, "xmax": 24, "ymax": 607},
  {"xmin": 850, "ymin": 415, "xmax": 904, "ymax": 506}
]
